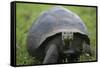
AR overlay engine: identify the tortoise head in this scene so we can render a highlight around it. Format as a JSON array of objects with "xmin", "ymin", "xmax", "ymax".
[{"xmin": 62, "ymin": 32, "xmax": 91, "ymax": 62}]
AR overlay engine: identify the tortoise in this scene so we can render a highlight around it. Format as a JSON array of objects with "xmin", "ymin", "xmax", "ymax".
[{"xmin": 27, "ymin": 6, "xmax": 92, "ymax": 64}]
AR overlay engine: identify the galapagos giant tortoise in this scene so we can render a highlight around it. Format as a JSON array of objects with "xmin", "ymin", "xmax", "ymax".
[{"xmin": 27, "ymin": 6, "xmax": 92, "ymax": 64}]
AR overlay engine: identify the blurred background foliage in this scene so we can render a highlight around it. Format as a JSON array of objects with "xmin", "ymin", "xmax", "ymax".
[{"xmin": 16, "ymin": 3, "xmax": 97, "ymax": 65}]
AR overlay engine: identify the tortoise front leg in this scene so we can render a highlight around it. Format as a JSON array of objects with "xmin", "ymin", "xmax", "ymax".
[{"xmin": 43, "ymin": 44, "xmax": 59, "ymax": 64}]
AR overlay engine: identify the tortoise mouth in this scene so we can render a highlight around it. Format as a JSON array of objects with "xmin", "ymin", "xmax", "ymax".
[
  {"xmin": 63, "ymin": 50, "xmax": 74, "ymax": 54},
  {"xmin": 63, "ymin": 49, "xmax": 81, "ymax": 57},
  {"xmin": 63, "ymin": 50, "xmax": 75, "ymax": 56}
]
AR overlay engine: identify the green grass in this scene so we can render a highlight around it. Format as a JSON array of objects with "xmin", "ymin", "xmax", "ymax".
[{"xmin": 16, "ymin": 3, "xmax": 97, "ymax": 65}]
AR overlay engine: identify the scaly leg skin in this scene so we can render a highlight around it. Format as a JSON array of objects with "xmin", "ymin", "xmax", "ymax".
[{"xmin": 43, "ymin": 44, "xmax": 59, "ymax": 64}]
